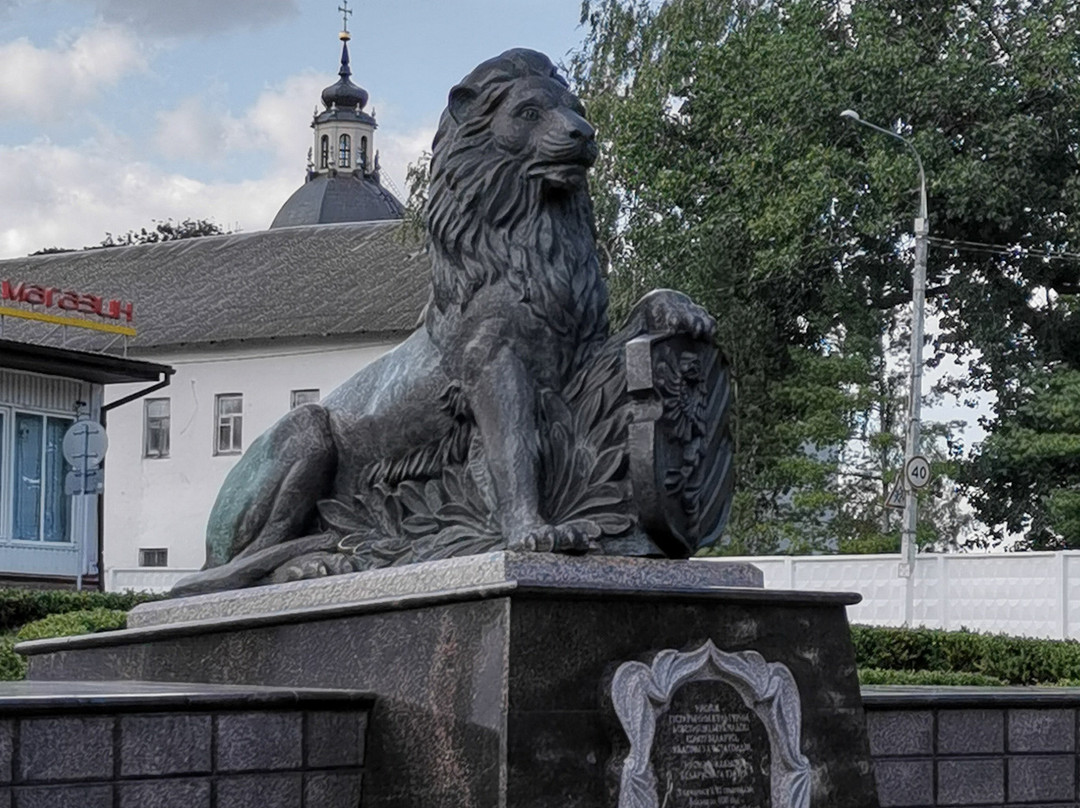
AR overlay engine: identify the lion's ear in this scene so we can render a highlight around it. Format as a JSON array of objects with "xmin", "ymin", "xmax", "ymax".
[{"xmin": 448, "ymin": 84, "xmax": 478, "ymax": 124}]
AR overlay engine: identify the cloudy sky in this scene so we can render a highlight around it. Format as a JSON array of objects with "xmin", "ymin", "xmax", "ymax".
[{"xmin": 0, "ymin": 0, "xmax": 587, "ymax": 258}]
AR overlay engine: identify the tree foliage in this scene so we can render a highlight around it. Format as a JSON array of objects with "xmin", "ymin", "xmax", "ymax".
[
  {"xmin": 31, "ymin": 218, "xmax": 231, "ymax": 255},
  {"xmin": 572, "ymin": 0, "xmax": 1080, "ymax": 551}
]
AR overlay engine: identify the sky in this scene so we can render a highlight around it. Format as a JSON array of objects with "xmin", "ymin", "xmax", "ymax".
[{"xmin": 0, "ymin": 0, "xmax": 589, "ymax": 258}]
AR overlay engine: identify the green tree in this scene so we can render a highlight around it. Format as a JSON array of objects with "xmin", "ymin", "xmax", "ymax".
[
  {"xmin": 31, "ymin": 218, "xmax": 231, "ymax": 255},
  {"xmin": 572, "ymin": 0, "xmax": 1080, "ymax": 552}
]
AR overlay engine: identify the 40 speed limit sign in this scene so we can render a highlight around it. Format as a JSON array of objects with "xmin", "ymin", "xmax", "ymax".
[{"xmin": 904, "ymin": 455, "xmax": 932, "ymax": 489}]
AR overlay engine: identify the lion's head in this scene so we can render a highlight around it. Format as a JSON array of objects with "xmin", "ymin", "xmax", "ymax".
[{"xmin": 426, "ymin": 49, "xmax": 605, "ymax": 323}]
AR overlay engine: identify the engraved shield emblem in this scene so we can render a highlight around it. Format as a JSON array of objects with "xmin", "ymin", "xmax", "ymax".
[{"xmin": 626, "ymin": 334, "xmax": 734, "ymax": 557}]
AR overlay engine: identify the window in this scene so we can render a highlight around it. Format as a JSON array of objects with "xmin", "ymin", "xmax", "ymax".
[
  {"xmin": 12, "ymin": 413, "xmax": 72, "ymax": 542},
  {"xmin": 359, "ymin": 136, "xmax": 368, "ymax": 170},
  {"xmin": 339, "ymin": 134, "xmax": 351, "ymax": 168},
  {"xmin": 143, "ymin": 398, "xmax": 170, "ymax": 458},
  {"xmin": 139, "ymin": 547, "xmax": 168, "ymax": 567},
  {"xmin": 320, "ymin": 135, "xmax": 329, "ymax": 169},
  {"xmin": 214, "ymin": 394, "xmax": 243, "ymax": 455},
  {"xmin": 291, "ymin": 389, "xmax": 320, "ymax": 409}
]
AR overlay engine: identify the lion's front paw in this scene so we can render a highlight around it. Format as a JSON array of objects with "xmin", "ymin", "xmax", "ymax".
[
  {"xmin": 507, "ymin": 519, "xmax": 602, "ymax": 554},
  {"xmin": 640, "ymin": 289, "xmax": 716, "ymax": 341},
  {"xmin": 270, "ymin": 551, "xmax": 355, "ymax": 583}
]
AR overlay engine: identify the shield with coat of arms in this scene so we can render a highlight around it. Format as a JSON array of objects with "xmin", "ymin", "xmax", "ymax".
[{"xmin": 625, "ymin": 333, "xmax": 735, "ymax": 557}]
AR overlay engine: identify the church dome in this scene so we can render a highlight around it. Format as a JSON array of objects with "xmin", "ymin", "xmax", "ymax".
[{"xmin": 270, "ymin": 174, "xmax": 404, "ymax": 229}]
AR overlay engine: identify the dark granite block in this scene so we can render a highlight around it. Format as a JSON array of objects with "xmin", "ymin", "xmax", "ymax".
[
  {"xmin": 0, "ymin": 721, "xmax": 11, "ymax": 784},
  {"xmin": 216, "ymin": 773, "xmax": 302, "ymax": 808},
  {"xmin": 120, "ymin": 713, "xmax": 212, "ymax": 776},
  {"xmin": 938, "ymin": 709, "xmax": 1004, "ymax": 755},
  {"xmin": 12, "ymin": 784, "xmax": 111, "ymax": 808},
  {"xmin": 303, "ymin": 771, "xmax": 363, "ymax": 807},
  {"xmin": 118, "ymin": 777, "xmax": 211, "ymax": 808},
  {"xmin": 1008, "ymin": 708, "xmax": 1075, "ymax": 752},
  {"xmin": 1008, "ymin": 755, "xmax": 1075, "ymax": 802},
  {"xmin": 867, "ymin": 711, "xmax": 933, "ymax": 757},
  {"xmin": 0, "ymin": 787, "xmax": 9, "ymax": 808},
  {"xmin": 305, "ymin": 711, "xmax": 367, "ymax": 768},
  {"xmin": 873, "ymin": 759, "xmax": 933, "ymax": 807},
  {"xmin": 937, "ymin": 758, "xmax": 1004, "ymax": 805},
  {"xmin": 215, "ymin": 712, "xmax": 302, "ymax": 772},
  {"xmin": 17, "ymin": 716, "xmax": 113, "ymax": 782}
]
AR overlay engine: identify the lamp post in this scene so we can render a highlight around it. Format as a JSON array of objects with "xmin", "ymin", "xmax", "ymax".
[{"xmin": 841, "ymin": 110, "xmax": 928, "ymax": 613}]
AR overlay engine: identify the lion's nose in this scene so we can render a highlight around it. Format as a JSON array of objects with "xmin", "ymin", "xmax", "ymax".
[{"xmin": 569, "ymin": 117, "xmax": 596, "ymax": 142}]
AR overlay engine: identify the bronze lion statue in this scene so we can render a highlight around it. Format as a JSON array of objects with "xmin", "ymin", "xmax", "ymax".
[{"xmin": 172, "ymin": 49, "xmax": 721, "ymax": 597}]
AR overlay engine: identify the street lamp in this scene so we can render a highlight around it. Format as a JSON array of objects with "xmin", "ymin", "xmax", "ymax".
[{"xmin": 841, "ymin": 109, "xmax": 929, "ymax": 603}]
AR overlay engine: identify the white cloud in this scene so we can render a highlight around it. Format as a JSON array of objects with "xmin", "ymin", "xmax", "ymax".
[
  {"xmin": 0, "ymin": 25, "xmax": 146, "ymax": 121},
  {"xmin": 152, "ymin": 75, "xmax": 435, "ymax": 197},
  {"xmin": 0, "ymin": 138, "xmax": 296, "ymax": 258}
]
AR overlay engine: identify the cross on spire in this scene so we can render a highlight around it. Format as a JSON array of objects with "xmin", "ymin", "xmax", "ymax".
[{"xmin": 338, "ymin": 1, "xmax": 352, "ymax": 34}]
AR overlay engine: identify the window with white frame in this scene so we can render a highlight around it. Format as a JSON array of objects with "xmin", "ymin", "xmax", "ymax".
[
  {"xmin": 339, "ymin": 134, "xmax": 351, "ymax": 168},
  {"xmin": 3, "ymin": 410, "xmax": 73, "ymax": 543},
  {"xmin": 290, "ymin": 389, "xmax": 320, "ymax": 409},
  {"xmin": 214, "ymin": 394, "xmax": 243, "ymax": 455},
  {"xmin": 139, "ymin": 547, "xmax": 168, "ymax": 567},
  {"xmin": 143, "ymin": 398, "xmax": 170, "ymax": 458}
]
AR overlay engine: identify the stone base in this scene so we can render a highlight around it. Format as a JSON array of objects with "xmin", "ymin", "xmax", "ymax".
[{"xmin": 18, "ymin": 553, "xmax": 879, "ymax": 808}]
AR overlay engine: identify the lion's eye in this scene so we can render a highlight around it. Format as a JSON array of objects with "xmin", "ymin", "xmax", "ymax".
[{"xmin": 518, "ymin": 107, "xmax": 540, "ymax": 121}]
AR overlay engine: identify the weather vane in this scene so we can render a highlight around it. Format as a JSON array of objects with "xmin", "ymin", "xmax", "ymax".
[{"xmin": 338, "ymin": 1, "xmax": 352, "ymax": 36}]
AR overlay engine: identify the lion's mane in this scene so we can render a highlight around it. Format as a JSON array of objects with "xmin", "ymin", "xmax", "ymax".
[{"xmin": 424, "ymin": 50, "xmax": 609, "ymax": 355}]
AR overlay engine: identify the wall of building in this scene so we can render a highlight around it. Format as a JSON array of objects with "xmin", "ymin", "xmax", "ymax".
[{"xmin": 101, "ymin": 337, "xmax": 398, "ymax": 578}]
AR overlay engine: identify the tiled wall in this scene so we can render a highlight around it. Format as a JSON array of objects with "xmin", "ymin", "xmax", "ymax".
[
  {"xmin": 865, "ymin": 697, "xmax": 1079, "ymax": 807},
  {"xmin": 0, "ymin": 708, "xmax": 367, "ymax": 808}
]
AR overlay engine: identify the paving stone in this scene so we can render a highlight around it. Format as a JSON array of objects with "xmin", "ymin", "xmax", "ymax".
[
  {"xmin": 1008, "ymin": 754, "xmax": 1075, "ymax": 803},
  {"xmin": 216, "ymin": 773, "xmax": 302, "ymax": 808},
  {"xmin": 0, "ymin": 721, "xmax": 11, "ymax": 784},
  {"xmin": 937, "ymin": 758, "xmax": 1004, "ymax": 805},
  {"xmin": 866, "ymin": 711, "xmax": 933, "ymax": 757},
  {"xmin": 873, "ymin": 759, "xmax": 933, "ymax": 807},
  {"xmin": 118, "ymin": 777, "xmax": 211, "ymax": 808},
  {"xmin": 12, "ymin": 784, "xmax": 112, "ymax": 808},
  {"xmin": 215, "ymin": 712, "xmax": 302, "ymax": 773},
  {"xmin": 304, "ymin": 771, "xmax": 363, "ymax": 807},
  {"xmin": 937, "ymin": 710, "xmax": 1003, "ymax": 755},
  {"xmin": 306, "ymin": 711, "xmax": 367, "ymax": 768},
  {"xmin": 17, "ymin": 717, "xmax": 113, "ymax": 782},
  {"xmin": 1008, "ymin": 708, "xmax": 1075, "ymax": 752},
  {"xmin": 120, "ymin": 713, "xmax": 212, "ymax": 776}
]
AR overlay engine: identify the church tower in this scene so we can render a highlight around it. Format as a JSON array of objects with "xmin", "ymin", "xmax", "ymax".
[{"xmin": 270, "ymin": 3, "xmax": 404, "ymax": 229}]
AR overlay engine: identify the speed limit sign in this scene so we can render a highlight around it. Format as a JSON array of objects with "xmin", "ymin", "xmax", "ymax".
[{"xmin": 905, "ymin": 455, "xmax": 932, "ymax": 489}]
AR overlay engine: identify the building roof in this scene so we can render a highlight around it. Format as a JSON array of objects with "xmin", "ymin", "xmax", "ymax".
[
  {"xmin": 270, "ymin": 174, "xmax": 404, "ymax": 229},
  {"xmin": 0, "ymin": 221, "xmax": 430, "ymax": 354},
  {"xmin": 0, "ymin": 339, "xmax": 172, "ymax": 385}
]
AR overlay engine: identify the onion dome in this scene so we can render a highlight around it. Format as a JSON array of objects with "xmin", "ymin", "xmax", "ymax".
[{"xmin": 321, "ymin": 41, "xmax": 369, "ymax": 111}]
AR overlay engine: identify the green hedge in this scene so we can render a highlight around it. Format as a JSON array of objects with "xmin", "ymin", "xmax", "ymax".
[
  {"xmin": 0, "ymin": 589, "xmax": 161, "ymax": 634},
  {"xmin": 851, "ymin": 624, "xmax": 1080, "ymax": 686},
  {"xmin": 857, "ymin": 667, "xmax": 1008, "ymax": 686},
  {"xmin": 0, "ymin": 608, "xmax": 130, "ymax": 682}
]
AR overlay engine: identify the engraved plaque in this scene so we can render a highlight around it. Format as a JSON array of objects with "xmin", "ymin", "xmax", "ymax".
[
  {"xmin": 650, "ymin": 681, "xmax": 770, "ymax": 807},
  {"xmin": 610, "ymin": 640, "xmax": 809, "ymax": 808}
]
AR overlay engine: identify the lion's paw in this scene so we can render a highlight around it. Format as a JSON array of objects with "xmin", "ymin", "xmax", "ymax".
[
  {"xmin": 507, "ymin": 519, "xmax": 602, "ymax": 555},
  {"xmin": 270, "ymin": 551, "xmax": 355, "ymax": 583},
  {"xmin": 640, "ymin": 289, "xmax": 716, "ymax": 341}
]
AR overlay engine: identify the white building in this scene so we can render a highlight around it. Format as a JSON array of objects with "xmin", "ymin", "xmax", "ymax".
[{"xmin": 0, "ymin": 27, "xmax": 426, "ymax": 590}]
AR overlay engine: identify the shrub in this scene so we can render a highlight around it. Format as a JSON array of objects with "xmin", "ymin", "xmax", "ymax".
[
  {"xmin": 851, "ymin": 624, "xmax": 1080, "ymax": 685},
  {"xmin": 0, "ymin": 635, "xmax": 25, "ymax": 681},
  {"xmin": 858, "ymin": 667, "xmax": 1007, "ymax": 686},
  {"xmin": 0, "ymin": 589, "xmax": 161, "ymax": 633},
  {"xmin": 16, "ymin": 608, "xmax": 127, "ymax": 643}
]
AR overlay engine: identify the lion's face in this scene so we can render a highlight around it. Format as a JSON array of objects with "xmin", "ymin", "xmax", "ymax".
[{"xmin": 487, "ymin": 76, "xmax": 598, "ymax": 191}]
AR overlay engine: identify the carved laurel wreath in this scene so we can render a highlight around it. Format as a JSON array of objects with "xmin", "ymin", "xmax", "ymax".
[{"xmin": 610, "ymin": 639, "xmax": 811, "ymax": 808}]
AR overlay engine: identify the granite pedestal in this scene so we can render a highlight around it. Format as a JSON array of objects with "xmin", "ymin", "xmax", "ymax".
[{"xmin": 17, "ymin": 553, "xmax": 879, "ymax": 808}]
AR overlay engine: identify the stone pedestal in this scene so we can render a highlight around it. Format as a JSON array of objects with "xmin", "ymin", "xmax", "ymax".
[{"xmin": 18, "ymin": 553, "xmax": 879, "ymax": 808}]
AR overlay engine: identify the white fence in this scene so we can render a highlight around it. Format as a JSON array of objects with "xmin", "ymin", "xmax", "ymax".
[
  {"xmin": 110, "ymin": 551, "xmax": 1080, "ymax": 641},
  {"xmin": 712, "ymin": 552, "xmax": 1080, "ymax": 640}
]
